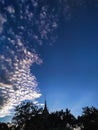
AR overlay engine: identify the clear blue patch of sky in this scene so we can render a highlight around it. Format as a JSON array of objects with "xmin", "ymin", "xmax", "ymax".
[{"xmin": 31, "ymin": 5, "xmax": 98, "ymax": 116}]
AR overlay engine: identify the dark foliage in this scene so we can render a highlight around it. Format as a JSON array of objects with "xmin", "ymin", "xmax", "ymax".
[
  {"xmin": 0, "ymin": 123, "xmax": 9, "ymax": 130},
  {"xmin": 0, "ymin": 103, "xmax": 98, "ymax": 130},
  {"xmin": 12, "ymin": 101, "xmax": 43, "ymax": 126},
  {"xmin": 78, "ymin": 106, "xmax": 98, "ymax": 130}
]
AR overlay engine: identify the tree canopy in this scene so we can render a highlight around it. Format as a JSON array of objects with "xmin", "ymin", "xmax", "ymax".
[{"xmin": 0, "ymin": 103, "xmax": 98, "ymax": 130}]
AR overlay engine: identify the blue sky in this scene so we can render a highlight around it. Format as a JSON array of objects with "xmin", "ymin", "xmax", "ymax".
[{"xmin": 32, "ymin": 5, "xmax": 98, "ymax": 116}]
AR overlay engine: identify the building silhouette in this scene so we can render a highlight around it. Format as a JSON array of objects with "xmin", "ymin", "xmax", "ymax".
[{"xmin": 42, "ymin": 99, "xmax": 49, "ymax": 118}]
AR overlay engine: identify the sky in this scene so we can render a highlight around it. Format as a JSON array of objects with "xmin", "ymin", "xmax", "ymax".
[
  {"xmin": 34, "ymin": 5, "xmax": 98, "ymax": 115},
  {"xmin": 0, "ymin": 0, "xmax": 98, "ymax": 122}
]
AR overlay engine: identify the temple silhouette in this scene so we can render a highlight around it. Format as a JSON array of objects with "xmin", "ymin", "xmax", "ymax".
[
  {"xmin": 42, "ymin": 99, "xmax": 49, "ymax": 117},
  {"xmin": 0, "ymin": 100, "xmax": 98, "ymax": 130}
]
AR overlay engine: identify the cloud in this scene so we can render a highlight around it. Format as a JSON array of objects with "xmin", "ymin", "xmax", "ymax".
[
  {"xmin": 0, "ymin": 35, "xmax": 43, "ymax": 117},
  {"xmin": 0, "ymin": 0, "xmax": 58, "ymax": 118},
  {"xmin": 0, "ymin": 83, "xmax": 12, "ymax": 89},
  {"xmin": 0, "ymin": 43, "xmax": 42, "ymax": 117},
  {"xmin": 0, "ymin": 14, "xmax": 6, "ymax": 33},
  {"xmin": 6, "ymin": 6, "xmax": 15, "ymax": 14}
]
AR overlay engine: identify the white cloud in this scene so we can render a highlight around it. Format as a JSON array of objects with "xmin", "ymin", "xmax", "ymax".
[
  {"xmin": 0, "ymin": 14, "xmax": 6, "ymax": 33},
  {"xmin": 0, "ymin": 0, "xmax": 59, "ymax": 118},
  {"xmin": 0, "ymin": 40, "xmax": 42, "ymax": 117},
  {"xmin": 6, "ymin": 6, "xmax": 15, "ymax": 14},
  {"xmin": 0, "ymin": 83, "xmax": 12, "ymax": 89}
]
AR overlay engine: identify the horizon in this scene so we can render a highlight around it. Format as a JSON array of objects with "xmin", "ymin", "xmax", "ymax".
[{"xmin": 0, "ymin": 101, "xmax": 97, "ymax": 123}]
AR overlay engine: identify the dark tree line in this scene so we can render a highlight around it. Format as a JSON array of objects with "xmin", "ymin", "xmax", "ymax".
[
  {"xmin": 0, "ymin": 102, "xmax": 98, "ymax": 130},
  {"xmin": 78, "ymin": 106, "xmax": 98, "ymax": 130}
]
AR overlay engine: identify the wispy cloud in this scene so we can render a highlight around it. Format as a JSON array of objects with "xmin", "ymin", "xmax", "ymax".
[{"xmin": 0, "ymin": 14, "xmax": 6, "ymax": 33}]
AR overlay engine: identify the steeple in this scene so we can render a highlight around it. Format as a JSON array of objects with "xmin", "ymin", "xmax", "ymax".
[{"xmin": 42, "ymin": 98, "xmax": 49, "ymax": 117}]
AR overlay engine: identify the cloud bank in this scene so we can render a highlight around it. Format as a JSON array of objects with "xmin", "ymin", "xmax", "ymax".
[{"xmin": 0, "ymin": 0, "xmax": 59, "ymax": 117}]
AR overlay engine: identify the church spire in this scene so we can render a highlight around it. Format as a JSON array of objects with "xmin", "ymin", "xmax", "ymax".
[
  {"xmin": 44, "ymin": 98, "xmax": 47, "ymax": 110},
  {"xmin": 42, "ymin": 97, "xmax": 49, "ymax": 117}
]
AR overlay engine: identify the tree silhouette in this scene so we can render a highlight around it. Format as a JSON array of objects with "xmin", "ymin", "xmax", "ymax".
[
  {"xmin": 0, "ymin": 123, "xmax": 8, "ymax": 130},
  {"xmin": 63, "ymin": 108, "xmax": 76, "ymax": 125},
  {"xmin": 78, "ymin": 106, "xmax": 98, "ymax": 130},
  {"xmin": 12, "ymin": 101, "xmax": 43, "ymax": 127},
  {"xmin": 11, "ymin": 103, "xmax": 98, "ymax": 130}
]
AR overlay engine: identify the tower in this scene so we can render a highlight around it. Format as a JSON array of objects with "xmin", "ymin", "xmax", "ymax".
[{"xmin": 42, "ymin": 98, "xmax": 49, "ymax": 117}]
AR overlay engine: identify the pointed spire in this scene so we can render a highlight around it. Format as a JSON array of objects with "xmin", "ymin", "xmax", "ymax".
[
  {"xmin": 44, "ymin": 96, "xmax": 47, "ymax": 109},
  {"xmin": 42, "ymin": 96, "xmax": 49, "ymax": 116}
]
